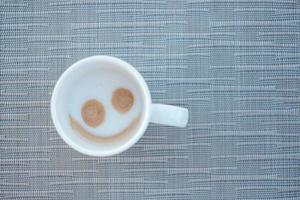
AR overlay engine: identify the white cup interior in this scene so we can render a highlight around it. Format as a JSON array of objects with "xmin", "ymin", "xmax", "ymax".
[{"xmin": 51, "ymin": 56, "xmax": 151, "ymax": 156}]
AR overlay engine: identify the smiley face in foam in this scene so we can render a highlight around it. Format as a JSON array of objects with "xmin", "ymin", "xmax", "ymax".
[
  {"xmin": 69, "ymin": 87, "xmax": 140, "ymax": 143},
  {"xmin": 67, "ymin": 65, "xmax": 143, "ymax": 141}
]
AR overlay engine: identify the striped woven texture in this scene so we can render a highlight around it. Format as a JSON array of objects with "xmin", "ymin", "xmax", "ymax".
[{"xmin": 1, "ymin": 0, "xmax": 300, "ymax": 199}]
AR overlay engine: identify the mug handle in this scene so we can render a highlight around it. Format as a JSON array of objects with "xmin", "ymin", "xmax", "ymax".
[{"xmin": 150, "ymin": 104, "xmax": 188, "ymax": 128}]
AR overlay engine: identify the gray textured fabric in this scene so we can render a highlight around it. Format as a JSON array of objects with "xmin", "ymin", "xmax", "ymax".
[{"xmin": 1, "ymin": 0, "xmax": 300, "ymax": 199}]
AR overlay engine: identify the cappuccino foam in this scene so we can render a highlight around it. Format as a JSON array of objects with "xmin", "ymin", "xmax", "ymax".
[{"xmin": 68, "ymin": 66, "xmax": 143, "ymax": 139}]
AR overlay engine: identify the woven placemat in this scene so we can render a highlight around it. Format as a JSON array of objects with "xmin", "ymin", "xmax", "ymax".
[{"xmin": 1, "ymin": 0, "xmax": 300, "ymax": 199}]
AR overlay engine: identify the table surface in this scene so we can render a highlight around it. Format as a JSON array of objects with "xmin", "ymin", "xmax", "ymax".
[{"xmin": 1, "ymin": 0, "xmax": 300, "ymax": 199}]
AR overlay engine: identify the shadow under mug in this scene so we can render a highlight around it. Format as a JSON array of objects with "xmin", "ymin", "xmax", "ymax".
[{"xmin": 51, "ymin": 56, "xmax": 188, "ymax": 156}]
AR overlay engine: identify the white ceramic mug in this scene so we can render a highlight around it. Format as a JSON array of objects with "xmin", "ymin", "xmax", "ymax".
[{"xmin": 51, "ymin": 56, "xmax": 188, "ymax": 156}]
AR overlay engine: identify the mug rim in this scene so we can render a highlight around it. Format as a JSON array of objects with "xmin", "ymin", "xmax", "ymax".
[{"xmin": 51, "ymin": 55, "xmax": 152, "ymax": 156}]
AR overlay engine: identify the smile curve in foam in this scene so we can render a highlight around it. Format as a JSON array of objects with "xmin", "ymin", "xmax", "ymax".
[{"xmin": 69, "ymin": 115, "xmax": 140, "ymax": 143}]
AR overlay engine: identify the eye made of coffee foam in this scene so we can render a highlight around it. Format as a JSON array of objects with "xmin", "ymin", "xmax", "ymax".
[
  {"xmin": 81, "ymin": 99, "xmax": 105, "ymax": 128},
  {"xmin": 111, "ymin": 88, "xmax": 134, "ymax": 113}
]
